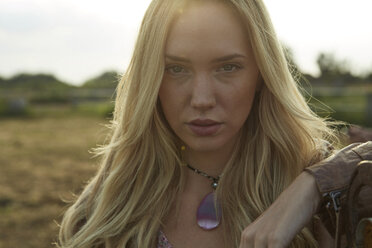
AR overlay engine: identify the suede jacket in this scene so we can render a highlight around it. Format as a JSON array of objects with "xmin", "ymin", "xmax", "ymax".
[{"xmin": 305, "ymin": 141, "xmax": 372, "ymax": 247}]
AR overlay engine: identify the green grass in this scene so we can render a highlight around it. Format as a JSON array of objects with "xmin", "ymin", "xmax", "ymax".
[
  {"xmin": 0, "ymin": 101, "xmax": 114, "ymax": 119},
  {"xmin": 307, "ymin": 94, "xmax": 368, "ymax": 126}
]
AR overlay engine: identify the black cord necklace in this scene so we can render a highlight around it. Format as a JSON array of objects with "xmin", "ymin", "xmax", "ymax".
[{"xmin": 186, "ymin": 164, "xmax": 221, "ymax": 189}]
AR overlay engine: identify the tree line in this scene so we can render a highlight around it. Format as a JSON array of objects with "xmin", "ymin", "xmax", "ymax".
[
  {"xmin": 287, "ymin": 52, "xmax": 372, "ymax": 86},
  {"xmin": 0, "ymin": 71, "xmax": 119, "ymax": 91}
]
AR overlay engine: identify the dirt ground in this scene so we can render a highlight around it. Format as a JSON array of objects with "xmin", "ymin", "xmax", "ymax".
[{"xmin": 0, "ymin": 116, "xmax": 110, "ymax": 248}]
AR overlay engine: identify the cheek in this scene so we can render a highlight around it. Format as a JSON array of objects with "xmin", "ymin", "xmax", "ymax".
[
  {"xmin": 227, "ymin": 85, "xmax": 257, "ymax": 127},
  {"xmin": 159, "ymin": 81, "xmax": 174, "ymax": 108},
  {"xmin": 158, "ymin": 83, "xmax": 180, "ymax": 127},
  {"xmin": 158, "ymin": 87, "xmax": 171, "ymax": 119}
]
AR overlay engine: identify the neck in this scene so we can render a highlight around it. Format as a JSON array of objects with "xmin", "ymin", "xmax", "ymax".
[
  {"xmin": 181, "ymin": 135, "xmax": 238, "ymax": 194},
  {"xmin": 183, "ymin": 139, "xmax": 236, "ymax": 182},
  {"xmin": 185, "ymin": 149, "xmax": 230, "ymax": 177}
]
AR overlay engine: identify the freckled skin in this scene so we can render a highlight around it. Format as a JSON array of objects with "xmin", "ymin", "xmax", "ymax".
[{"xmin": 159, "ymin": 1, "xmax": 260, "ymax": 156}]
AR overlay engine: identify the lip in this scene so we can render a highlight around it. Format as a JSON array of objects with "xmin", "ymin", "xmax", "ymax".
[{"xmin": 187, "ymin": 119, "xmax": 222, "ymax": 136}]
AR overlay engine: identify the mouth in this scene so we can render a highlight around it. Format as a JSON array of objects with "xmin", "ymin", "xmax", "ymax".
[{"xmin": 187, "ymin": 119, "xmax": 222, "ymax": 136}]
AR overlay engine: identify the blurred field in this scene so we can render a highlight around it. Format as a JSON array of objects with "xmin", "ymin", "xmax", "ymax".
[{"xmin": 0, "ymin": 114, "xmax": 110, "ymax": 248}]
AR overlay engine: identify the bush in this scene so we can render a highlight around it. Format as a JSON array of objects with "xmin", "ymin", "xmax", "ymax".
[{"xmin": 0, "ymin": 98, "xmax": 31, "ymax": 117}]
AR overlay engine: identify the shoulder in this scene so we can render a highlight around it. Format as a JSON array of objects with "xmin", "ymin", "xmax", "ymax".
[
  {"xmin": 305, "ymin": 142, "xmax": 372, "ymax": 193},
  {"xmin": 306, "ymin": 139, "xmax": 334, "ymax": 167}
]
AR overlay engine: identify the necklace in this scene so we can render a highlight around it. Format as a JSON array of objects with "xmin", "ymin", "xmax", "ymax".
[
  {"xmin": 186, "ymin": 164, "xmax": 222, "ymax": 230},
  {"xmin": 186, "ymin": 164, "xmax": 221, "ymax": 189}
]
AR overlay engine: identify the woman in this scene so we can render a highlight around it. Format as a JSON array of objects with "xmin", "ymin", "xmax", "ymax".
[{"xmin": 59, "ymin": 0, "xmax": 371, "ymax": 247}]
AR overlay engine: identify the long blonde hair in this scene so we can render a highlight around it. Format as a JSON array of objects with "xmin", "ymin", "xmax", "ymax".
[{"xmin": 59, "ymin": 0, "xmax": 336, "ymax": 247}]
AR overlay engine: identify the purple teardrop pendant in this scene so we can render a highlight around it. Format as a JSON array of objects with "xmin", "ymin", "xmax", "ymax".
[{"xmin": 197, "ymin": 192, "xmax": 221, "ymax": 230}]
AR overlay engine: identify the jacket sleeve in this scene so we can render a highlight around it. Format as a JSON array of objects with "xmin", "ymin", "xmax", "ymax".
[{"xmin": 304, "ymin": 141, "xmax": 372, "ymax": 242}]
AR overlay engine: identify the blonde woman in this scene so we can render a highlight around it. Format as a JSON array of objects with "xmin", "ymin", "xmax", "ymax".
[{"xmin": 59, "ymin": 0, "xmax": 372, "ymax": 247}]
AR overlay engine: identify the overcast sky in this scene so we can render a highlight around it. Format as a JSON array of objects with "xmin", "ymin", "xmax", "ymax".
[{"xmin": 1, "ymin": 0, "xmax": 372, "ymax": 85}]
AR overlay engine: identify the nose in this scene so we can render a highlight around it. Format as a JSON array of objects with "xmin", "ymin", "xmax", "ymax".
[{"xmin": 190, "ymin": 74, "xmax": 216, "ymax": 111}]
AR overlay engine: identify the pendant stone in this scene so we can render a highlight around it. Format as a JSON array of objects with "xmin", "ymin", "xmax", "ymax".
[{"xmin": 196, "ymin": 192, "xmax": 221, "ymax": 230}]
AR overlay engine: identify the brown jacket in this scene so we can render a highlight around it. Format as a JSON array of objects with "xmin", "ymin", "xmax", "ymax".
[{"xmin": 305, "ymin": 141, "xmax": 372, "ymax": 247}]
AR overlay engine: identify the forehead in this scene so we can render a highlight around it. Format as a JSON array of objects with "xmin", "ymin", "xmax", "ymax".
[{"xmin": 165, "ymin": 1, "xmax": 251, "ymax": 58}]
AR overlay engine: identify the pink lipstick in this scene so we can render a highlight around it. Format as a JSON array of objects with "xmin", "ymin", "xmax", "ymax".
[{"xmin": 188, "ymin": 119, "xmax": 222, "ymax": 136}]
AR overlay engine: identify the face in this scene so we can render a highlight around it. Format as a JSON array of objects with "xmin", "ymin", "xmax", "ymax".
[{"xmin": 159, "ymin": 1, "xmax": 260, "ymax": 155}]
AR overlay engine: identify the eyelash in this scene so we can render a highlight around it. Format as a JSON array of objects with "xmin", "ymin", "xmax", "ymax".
[
  {"xmin": 164, "ymin": 63, "xmax": 242, "ymax": 75},
  {"xmin": 165, "ymin": 65, "xmax": 188, "ymax": 75},
  {"xmin": 216, "ymin": 64, "xmax": 242, "ymax": 72}
]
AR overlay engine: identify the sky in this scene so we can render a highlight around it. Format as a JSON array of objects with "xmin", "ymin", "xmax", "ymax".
[{"xmin": 1, "ymin": 0, "xmax": 372, "ymax": 86}]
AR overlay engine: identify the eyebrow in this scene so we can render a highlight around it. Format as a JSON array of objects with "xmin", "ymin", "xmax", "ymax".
[{"xmin": 165, "ymin": 53, "xmax": 247, "ymax": 63}]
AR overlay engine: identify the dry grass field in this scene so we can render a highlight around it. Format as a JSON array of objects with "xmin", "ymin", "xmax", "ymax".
[{"xmin": 0, "ymin": 115, "xmax": 110, "ymax": 248}]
